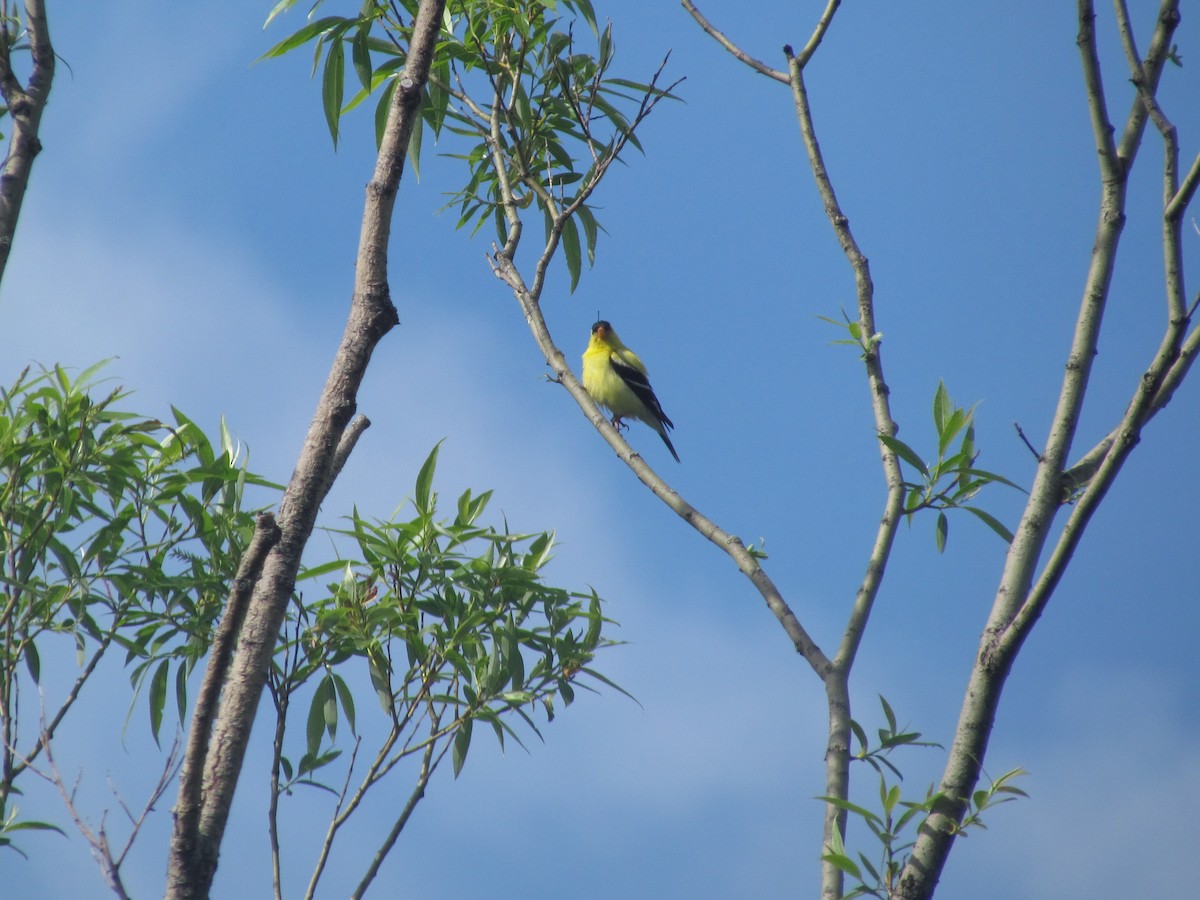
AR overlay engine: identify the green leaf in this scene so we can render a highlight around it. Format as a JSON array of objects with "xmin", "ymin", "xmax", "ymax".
[
  {"xmin": 322, "ymin": 674, "xmax": 338, "ymax": 740},
  {"xmin": 821, "ymin": 850, "xmax": 862, "ymax": 882},
  {"xmin": 817, "ymin": 795, "xmax": 884, "ymax": 828},
  {"xmin": 956, "ymin": 467, "xmax": 1025, "ymax": 492},
  {"xmin": 23, "ymin": 640, "xmax": 39, "ymax": 684},
  {"xmin": 408, "ymin": 109, "xmax": 424, "ymax": 181},
  {"xmin": 506, "ymin": 631, "xmax": 525, "ymax": 689},
  {"xmin": 452, "ymin": 718, "xmax": 473, "ymax": 778},
  {"xmin": 263, "ymin": 0, "xmax": 301, "ymax": 30},
  {"xmin": 938, "ymin": 408, "xmax": 967, "ymax": 458},
  {"xmin": 879, "ymin": 695, "xmax": 897, "ymax": 733},
  {"xmin": 583, "ymin": 593, "xmax": 602, "ymax": 648},
  {"xmin": 562, "ymin": 215, "xmax": 582, "ymax": 292},
  {"xmin": 935, "ymin": 511, "xmax": 948, "ymax": 553},
  {"xmin": 260, "ymin": 16, "xmax": 345, "ymax": 59},
  {"xmin": 415, "ymin": 442, "xmax": 441, "ymax": 515},
  {"xmin": 149, "ymin": 659, "xmax": 169, "ymax": 745},
  {"xmin": 351, "ymin": 22, "xmax": 373, "ymax": 90},
  {"xmin": 175, "ymin": 661, "xmax": 189, "ymax": 727},
  {"xmin": 322, "ymin": 37, "xmax": 345, "ymax": 147},
  {"xmin": 881, "ymin": 782, "xmax": 901, "ymax": 814},
  {"xmin": 2, "ymin": 818, "xmax": 66, "ymax": 836},
  {"xmin": 374, "ymin": 76, "xmax": 398, "ymax": 149},
  {"xmin": 368, "ymin": 658, "xmax": 392, "ymax": 712},
  {"xmin": 332, "ymin": 672, "xmax": 357, "ymax": 735},
  {"xmin": 849, "ymin": 718, "xmax": 869, "ymax": 755},
  {"xmin": 963, "ymin": 506, "xmax": 1014, "ymax": 543},
  {"xmin": 570, "ymin": 0, "xmax": 600, "ymax": 37},
  {"xmin": 879, "ymin": 435, "xmax": 929, "ymax": 478},
  {"xmin": 306, "ymin": 679, "xmax": 329, "ymax": 757},
  {"xmin": 933, "ymin": 380, "xmax": 951, "ymax": 437},
  {"xmin": 576, "ymin": 204, "xmax": 601, "ymax": 266}
]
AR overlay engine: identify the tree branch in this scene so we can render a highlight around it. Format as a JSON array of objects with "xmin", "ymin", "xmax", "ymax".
[
  {"xmin": 0, "ymin": 0, "xmax": 54, "ymax": 285},
  {"xmin": 783, "ymin": 46, "xmax": 905, "ymax": 900},
  {"xmin": 169, "ymin": 511, "xmax": 279, "ymax": 895},
  {"xmin": 35, "ymin": 718, "xmax": 180, "ymax": 900},
  {"xmin": 164, "ymin": 3, "xmax": 447, "ymax": 896},
  {"xmin": 894, "ymin": 4, "xmax": 1183, "ymax": 897},
  {"xmin": 680, "ymin": 0, "xmax": 787, "ymax": 82},
  {"xmin": 348, "ymin": 728, "xmax": 446, "ymax": 900},
  {"xmin": 490, "ymin": 239, "xmax": 828, "ymax": 673}
]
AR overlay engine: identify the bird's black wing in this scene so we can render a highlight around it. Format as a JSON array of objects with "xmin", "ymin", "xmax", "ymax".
[{"xmin": 609, "ymin": 355, "xmax": 674, "ymax": 430}]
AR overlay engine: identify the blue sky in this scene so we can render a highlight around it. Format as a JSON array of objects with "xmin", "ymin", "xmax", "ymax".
[{"xmin": 2, "ymin": 1, "xmax": 1199, "ymax": 898}]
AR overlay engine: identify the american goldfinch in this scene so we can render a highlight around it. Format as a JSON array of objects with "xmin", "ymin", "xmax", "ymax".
[{"xmin": 582, "ymin": 320, "xmax": 680, "ymax": 462}]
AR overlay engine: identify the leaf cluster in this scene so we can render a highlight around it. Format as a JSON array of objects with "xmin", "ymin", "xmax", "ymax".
[
  {"xmin": 0, "ymin": 363, "xmax": 277, "ymax": 851},
  {"xmin": 263, "ymin": 0, "xmax": 679, "ymax": 292},
  {"xmin": 821, "ymin": 697, "xmax": 1026, "ymax": 898},
  {"xmin": 277, "ymin": 442, "xmax": 620, "ymax": 785},
  {"xmin": 263, "ymin": 444, "xmax": 623, "ymax": 888},
  {"xmin": 881, "ymin": 381, "xmax": 1021, "ymax": 552}
]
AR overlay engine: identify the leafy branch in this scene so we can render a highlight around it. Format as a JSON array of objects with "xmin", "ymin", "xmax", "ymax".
[{"xmin": 260, "ymin": 444, "xmax": 624, "ymax": 898}]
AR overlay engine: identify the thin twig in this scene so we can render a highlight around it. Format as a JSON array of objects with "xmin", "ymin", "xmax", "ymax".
[
  {"xmin": 680, "ymin": 0, "xmax": 786, "ymax": 82},
  {"xmin": 33, "ymin": 713, "xmax": 181, "ymax": 899},
  {"xmin": 789, "ymin": 0, "xmax": 842, "ymax": 69},
  {"xmin": 1165, "ymin": 151, "xmax": 1200, "ymax": 221},
  {"xmin": 349, "ymin": 729, "xmax": 446, "ymax": 900},
  {"xmin": 1013, "ymin": 422, "xmax": 1043, "ymax": 463}
]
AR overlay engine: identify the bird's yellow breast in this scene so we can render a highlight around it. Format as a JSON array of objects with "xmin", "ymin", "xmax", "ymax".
[{"xmin": 582, "ymin": 344, "xmax": 647, "ymax": 421}]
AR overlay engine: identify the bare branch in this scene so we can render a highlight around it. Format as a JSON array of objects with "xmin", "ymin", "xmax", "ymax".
[
  {"xmin": 1114, "ymin": 0, "xmax": 1180, "ymax": 163},
  {"xmin": 10, "ymin": 631, "xmax": 114, "ymax": 780},
  {"xmin": 1078, "ymin": 0, "xmax": 1122, "ymax": 181},
  {"xmin": 789, "ymin": 0, "xmax": 842, "ymax": 69},
  {"xmin": 1166, "ymin": 150, "xmax": 1200, "ymax": 221},
  {"xmin": 349, "ymin": 726, "xmax": 447, "ymax": 900},
  {"xmin": 1112, "ymin": 0, "xmax": 1142, "ymax": 74},
  {"xmin": 680, "ymin": 0, "xmax": 787, "ymax": 82},
  {"xmin": 783, "ymin": 46, "xmax": 905, "ymax": 900},
  {"xmin": 500, "ymin": 247, "xmax": 827, "ymax": 669},
  {"xmin": 33, "ymin": 715, "xmax": 181, "ymax": 900},
  {"xmin": 320, "ymin": 414, "xmax": 371, "ymax": 506},
  {"xmin": 302, "ymin": 736, "xmax": 363, "ymax": 900},
  {"xmin": 1013, "ymin": 3, "xmax": 1190, "ymax": 641}
]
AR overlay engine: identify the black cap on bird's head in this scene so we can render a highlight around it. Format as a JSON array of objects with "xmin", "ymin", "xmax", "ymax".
[{"xmin": 591, "ymin": 320, "xmax": 612, "ymax": 337}]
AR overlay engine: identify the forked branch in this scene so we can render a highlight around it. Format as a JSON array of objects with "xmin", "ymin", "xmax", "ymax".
[
  {"xmin": 896, "ymin": 4, "xmax": 1185, "ymax": 897},
  {"xmin": 164, "ymin": 2, "xmax": 448, "ymax": 896}
]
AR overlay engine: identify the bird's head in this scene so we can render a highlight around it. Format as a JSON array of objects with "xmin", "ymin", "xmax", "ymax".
[
  {"xmin": 590, "ymin": 321, "xmax": 628, "ymax": 352},
  {"xmin": 590, "ymin": 319, "xmax": 620, "ymax": 350}
]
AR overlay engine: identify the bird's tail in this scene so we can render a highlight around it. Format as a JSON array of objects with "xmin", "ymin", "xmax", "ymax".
[{"xmin": 658, "ymin": 428, "xmax": 680, "ymax": 463}]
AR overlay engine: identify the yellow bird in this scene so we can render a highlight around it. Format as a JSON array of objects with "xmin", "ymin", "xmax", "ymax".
[{"xmin": 582, "ymin": 320, "xmax": 679, "ymax": 462}]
